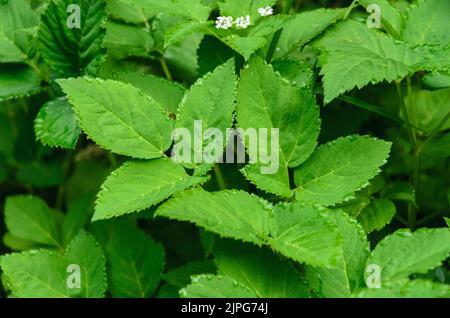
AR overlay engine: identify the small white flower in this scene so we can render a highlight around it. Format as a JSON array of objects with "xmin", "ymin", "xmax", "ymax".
[
  {"xmin": 215, "ymin": 16, "xmax": 233, "ymax": 29},
  {"xmin": 258, "ymin": 6, "xmax": 273, "ymax": 17},
  {"xmin": 235, "ymin": 15, "xmax": 251, "ymax": 29}
]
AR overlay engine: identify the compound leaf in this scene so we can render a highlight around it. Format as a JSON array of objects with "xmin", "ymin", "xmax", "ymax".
[
  {"xmin": 357, "ymin": 199, "xmax": 396, "ymax": 233},
  {"xmin": 64, "ymin": 230, "xmax": 107, "ymax": 298},
  {"xmin": 214, "ymin": 239, "xmax": 308, "ymax": 297},
  {"xmin": 0, "ymin": 251, "xmax": 68, "ymax": 298},
  {"xmin": 305, "ymin": 210, "xmax": 369, "ymax": 297},
  {"xmin": 268, "ymin": 203, "xmax": 342, "ymax": 268},
  {"xmin": 294, "ymin": 136, "xmax": 391, "ymax": 206},
  {"xmin": 273, "ymin": 8, "xmax": 346, "ymax": 60},
  {"xmin": 355, "ymin": 279, "xmax": 450, "ymax": 298},
  {"xmin": 237, "ymin": 57, "xmax": 320, "ymax": 197},
  {"xmin": 105, "ymin": 221, "xmax": 165, "ymax": 298},
  {"xmin": 5, "ymin": 196, "xmax": 61, "ymax": 247},
  {"xmin": 0, "ymin": 64, "xmax": 41, "ymax": 101},
  {"xmin": 366, "ymin": 228, "xmax": 450, "ymax": 281},
  {"xmin": 93, "ymin": 159, "xmax": 208, "ymax": 221},
  {"xmin": 57, "ymin": 77, "xmax": 173, "ymax": 159},
  {"xmin": 106, "ymin": 72, "xmax": 185, "ymax": 114},
  {"xmin": 402, "ymin": 0, "xmax": 450, "ymax": 47},
  {"xmin": 34, "ymin": 97, "xmax": 81, "ymax": 149},
  {"xmin": 315, "ymin": 20, "xmax": 419, "ymax": 104},
  {"xmin": 155, "ymin": 189, "xmax": 271, "ymax": 245},
  {"xmin": 38, "ymin": 0, "xmax": 107, "ymax": 77},
  {"xmin": 175, "ymin": 59, "xmax": 236, "ymax": 173},
  {"xmin": 180, "ymin": 275, "xmax": 257, "ymax": 298}
]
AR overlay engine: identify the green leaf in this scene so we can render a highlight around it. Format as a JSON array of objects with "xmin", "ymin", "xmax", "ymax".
[
  {"xmin": 366, "ymin": 228, "xmax": 450, "ymax": 282},
  {"xmin": 359, "ymin": 0, "xmax": 402, "ymax": 37},
  {"xmin": 305, "ymin": 210, "xmax": 369, "ymax": 297},
  {"xmin": 105, "ymin": 72, "xmax": 185, "ymax": 114},
  {"xmin": 237, "ymin": 57, "xmax": 320, "ymax": 197},
  {"xmin": 62, "ymin": 193, "xmax": 95, "ymax": 246},
  {"xmin": 0, "ymin": 251, "xmax": 68, "ymax": 298},
  {"xmin": 57, "ymin": 77, "xmax": 173, "ymax": 159},
  {"xmin": 164, "ymin": 21, "xmax": 210, "ymax": 48},
  {"xmin": 355, "ymin": 279, "xmax": 450, "ymax": 298},
  {"xmin": 0, "ymin": 35, "xmax": 27, "ymax": 63},
  {"xmin": 104, "ymin": 21, "xmax": 155, "ymax": 58},
  {"xmin": 272, "ymin": 57, "xmax": 315, "ymax": 88},
  {"xmin": 38, "ymin": 0, "xmax": 107, "ymax": 77},
  {"xmin": 156, "ymin": 190, "xmax": 342, "ymax": 268},
  {"xmin": 444, "ymin": 217, "xmax": 450, "ymax": 228},
  {"xmin": 0, "ymin": 0, "xmax": 39, "ymax": 61},
  {"xmin": 422, "ymin": 71, "xmax": 450, "ymax": 89},
  {"xmin": 107, "ymin": 0, "xmax": 154, "ymax": 24},
  {"xmin": 175, "ymin": 59, "xmax": 236, "ymax": 173},
  {"xmin": 224, "ymin": 15, "xmax": 292, "ymax": 60},
  {"xmin": 121, "ymin": 0, "xmax": 210, "ymax": 21},
  {"xmin": 422, "ymin": 133, "xmax": 450, "ymax": 166},
  {"xmin": 214, "ymin": 239, "xmax": 308, "ymax": 297},
  {"xmin": 273, "ymin": 8, "xmax": 346, "ymax": 60},
  {"xmin": 16, "ymin": 161, "xmax": 64, "ymax": 188},
  {"xmin": 155, "ymin": 189, "xmax": 271, "ymax": 245},
  {"xmin": 314, "ymin": 20, "xmax": 419, "ymax": 104},
  {"xmin": 163, "ymin": 260, "xmax": 216, "ymax": 287},
  {"xmin": 225, "ymin": 35, "xmax": 267, "ymax": 61},
  {"xmin": 402, "ymin": 0, "xmax": 450, "ymax": 47},
  {"xmin": 268, "ymin": 203, "xmax": 342, "ymax": 268},
  {"xmin": 64, "ymin": 230, "xmax": 107, "ymax": 297},
  {"xmin": 104, "ymin": 221, "xmax": 165, "ymax": 297},
  {"xmin": 4, "ymin": 196, "xmax": 61, "ymax": 247},
  {"xmin": 357, "ymin": 199, "xmax": 396, "ymax": 233},
  {"xmin": 380, "ymin": 181, "xmax": 416, "ymax": 206},
  {"xmin": 404, "ymin": 89, "xmax": 450, "ymax": 133},
  {"xmin": 34, "ymin": 97, "xmax": 81, "ymax": 149},
  {"xmin": 294, "ymin": 136, "xmax": 391, "ymax": 206},
  {"xmin": 0, "ymin": 231, "xmax": 107, "ymax": 298},
  {"xmin": 93, "ymin": 159, "xmax": 208, "ymax": 221},
  {"xmin": 2, "ymin": 233, "xmax": 36, "ymax": 252},
  {"xmin": 181, "ymin": 275, "xmax": 257, "ymax": 298},
  {"xmin": 0, "ymin": 64, "xmax": 41, "ymax": 101}
]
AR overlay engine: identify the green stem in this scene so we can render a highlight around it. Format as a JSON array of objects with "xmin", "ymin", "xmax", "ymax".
[
  {"xmin": 396, "ymin": 81, "xmax": 417, "ymax": 149},
  {"xmin": 159, "ymin": 57, "xmax": 173, "ymax": 81},
  {"xmin": 395, "ymin": 215, "xmax": 409, "ymax": 227},
  {"xmin": 397, "ymin": 79, "xmax": 420, "ymax": 229},
  {"xmin": 265, "ymin": 0, "xmax": 295, "ymax": 62},
  {"xmin": 344, "ymin": 0, "xmax": 359, "ymax": 19},
  {"xmin": 338, "ymin": 95, "xmax": 426, "ymax": 132},
  {"xmin": 213, "ymin": 164, "xmax": 227, "ymax": 190},
  {"xmin": 26, "ymin": 59, "xmax": 45, "ymax": 81}
]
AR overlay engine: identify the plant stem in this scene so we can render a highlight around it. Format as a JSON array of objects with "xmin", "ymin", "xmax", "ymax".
[
  {"xmin": 344, "ymin": 0, "xmax": 359, "ymax": 19},
  {"xmin": 396, "ymin": 81, "xmax": 417, "ymax": 149},
  {"xmin": 159, "ymin": 57, "xmax": 173, "ymax": 81},
  {"xmin": 338, "ymin": 95, "xmax": 425, "ymax": 132},
  {"xmin": 265, "ymin": 0, "xmax": 295, "ymax": 62},
  {"xmin": 213, "ymin": 164, "xmax": 227, "ymax": 190},
  {"xmin": 397, "ymin": 79, "xmax": 421, "ymax": 229}
]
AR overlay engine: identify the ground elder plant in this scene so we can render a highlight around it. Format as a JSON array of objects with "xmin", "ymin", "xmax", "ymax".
[{"xmin": 0, "ymin": 0, "xmax": 449, "ymax": 299}]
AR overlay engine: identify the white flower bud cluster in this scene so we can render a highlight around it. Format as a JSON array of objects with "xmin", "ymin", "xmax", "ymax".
[{"xmin": 215, "ymin": 6, "xmax": 274, "ymax": 30}]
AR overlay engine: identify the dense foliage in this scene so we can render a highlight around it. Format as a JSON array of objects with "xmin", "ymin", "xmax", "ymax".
[{"xmin": 0, "ymin": 0, "xmax": 449, "ymax": 298}]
